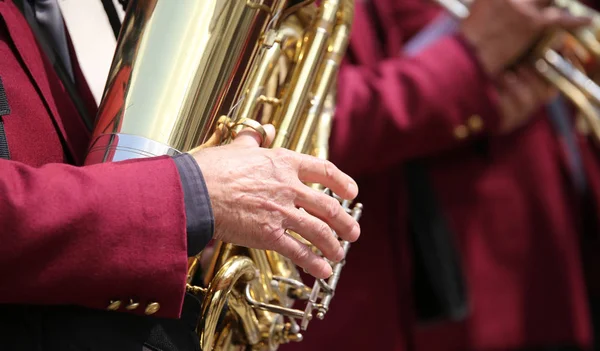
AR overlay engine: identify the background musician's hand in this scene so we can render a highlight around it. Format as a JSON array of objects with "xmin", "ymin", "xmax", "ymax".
[
  {"xmin": 460, "ymin": 0, "xmax": 590, "ymax": 77},
  {"xmin": 496, "ymin": 66, "xmax": 557, "ymax": 134},
  {"xmin": 191, "ymin": 125, "xmax": 360, "ymax": 280}
]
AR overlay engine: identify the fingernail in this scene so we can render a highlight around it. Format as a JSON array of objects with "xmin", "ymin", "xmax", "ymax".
[
  {"xmin": 336, "ymin": 246, "xmax": 345, "ymax": 261},
  {"xmin": 347, "ymin": 182, "xmax": 358, "ymax": 196},
  {"xmin": 351, "ymin": 223, "xmax": 361, "ymax": 241},
  {"xmin": 321, "ymin": 262, "xmax": 333, "ymax": 279}
]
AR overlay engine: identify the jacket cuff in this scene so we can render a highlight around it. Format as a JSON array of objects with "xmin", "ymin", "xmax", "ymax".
[{"xmin": 172, "ymin": 153, "xmax": 214, "ymax": 256}]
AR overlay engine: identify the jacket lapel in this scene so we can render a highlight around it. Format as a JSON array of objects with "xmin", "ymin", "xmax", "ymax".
[{"xmin": 0, "ymin": 0, "xmax": 81, "ymax": 163}]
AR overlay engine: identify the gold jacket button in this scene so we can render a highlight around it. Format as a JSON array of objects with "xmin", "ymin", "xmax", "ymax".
[
  {"xmin": 145, "ymin": 302, "xmax": 161, "ymax": 315},
  {"xmin": 453, "ymin": 125, "xmax": 469, "ymax": 140},
  {"xmin": 468, "ymin": 115, "xmax": 484, "ymax": 132},
  {"xmin": 107, "ymin": 300, "xmax": 122, "ymax": 311},
  {"xmin": 126, "ymin": 300, "xmax": 140, "ymax": 311}
]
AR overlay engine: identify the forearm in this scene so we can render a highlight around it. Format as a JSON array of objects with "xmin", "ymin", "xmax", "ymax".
[
  {"xmin": 331, "ymin": 34, "xmax": 502, "ymax": 176},
  {"xmin": 0, "ymin": 156, "xmax": 199, "ymax": 318}
]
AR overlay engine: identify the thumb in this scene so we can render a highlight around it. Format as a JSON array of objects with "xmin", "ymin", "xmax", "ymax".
[
  {"xmin": 231, "ymin": 124, "xmax": 276, "ymax": 148},
  {"xmin": 262, "ymin": 124, "xmax": 276, "ymax": 147}
]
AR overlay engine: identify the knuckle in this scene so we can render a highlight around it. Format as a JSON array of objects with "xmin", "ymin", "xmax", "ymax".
[
  {"xmin": 317, "ymin": 222, "xmax": 332, "ymax": 240},
  {"xmin": 323, "ymin": 160, "xmax": 337, "ymax": 179},
  {"xmin": 292, "ymin": 245, "xmax": 310, "ymax": 262},
  {"xmin": 324, "ymin": 197, "xmax": 340, "ymax": 220},
  {"xmin": 262, "ymin": 221, "xmax": 284, "ymax": 243},
  {"xmin": 288, "ymin": 211, "xmax": 305, "ymax": 229},
  {"xmin": 286, "ymin": 186, "xmax": 300, "ymax": 201},
  {"xmin": 273, "ymin": 147, "xmax": 290, "ymax": 159}
]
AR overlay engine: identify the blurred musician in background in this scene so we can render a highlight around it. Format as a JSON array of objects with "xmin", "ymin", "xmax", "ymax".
[
  {"xmin": 0, "ymin": 0, "xmax": 360, "ymax": 349},
  {"xmin": 283, "ymin": 0, "xmax": 600, "ymax": 351}
]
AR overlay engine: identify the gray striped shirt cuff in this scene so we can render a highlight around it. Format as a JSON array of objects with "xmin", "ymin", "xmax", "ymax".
[{"xmin": 172, "ymin": 153, "xmax": 215, "ymax": 256}]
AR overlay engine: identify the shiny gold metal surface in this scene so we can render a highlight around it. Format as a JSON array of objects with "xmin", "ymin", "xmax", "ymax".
[
  {"xmin": 125, "ymin": 300, "xmax": 140, "ymax": 311},
  {"xmin": 434, "ymin": 0, "xmax": 600, "ymax": 143},
  {"xmin": 86, "ymin": 0, "xmax": 360, "ymax": 350},
  {"xmin": 194, "ymin": 0, "xmax": 362, "ymax": 348},
  {"xmin": 467, "ymin": 115, "xmax": 483, "ymax": 133},
  {"xmin": 85, "ymin": 0, "xmax": 279, "ymax": 163},
  {"xmin": 198, "ymin": 256, "xmax": 258, "ymax": 349},
  {"xmin": 144, "ymin": 302, "xmax": 160, "ymax": 315},
  {"xmin": 106, "ymin": 300, "xmax": 121, "ymax": 311}
]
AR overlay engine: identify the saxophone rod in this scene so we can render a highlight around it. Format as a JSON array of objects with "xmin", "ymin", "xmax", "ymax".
[
  {"xmin": 316, "ymin": 240, "xmax": 350, "ymax": 319},
  {"xmin": 316, "ymin": 203, "xmax": 363, "ymax": 319},
  {"xmin": 244, "ymin": 285, "xmax": 306, "ymax": 319},
  {"xmin": 542, "ymin": 49, "xmax": 600, "ymax": 106}
]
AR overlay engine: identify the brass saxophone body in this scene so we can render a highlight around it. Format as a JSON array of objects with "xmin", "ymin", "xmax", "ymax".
[{"xmin": 84, "ymin": 1, "xmax": 360, "ymax": 350}]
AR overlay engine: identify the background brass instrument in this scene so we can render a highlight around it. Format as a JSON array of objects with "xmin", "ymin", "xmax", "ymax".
[
  {"xmin": 434, "ymin": 0, "xmax": 600, "ymax": 142},
  {"xmin": 84, "ymin": 0, "xmax": 360, "ymax": 350}
]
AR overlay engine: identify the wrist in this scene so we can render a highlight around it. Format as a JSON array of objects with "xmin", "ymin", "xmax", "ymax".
[{"xmin": 459, "ymin": 28, "xmax": 500, "ymax": 77}]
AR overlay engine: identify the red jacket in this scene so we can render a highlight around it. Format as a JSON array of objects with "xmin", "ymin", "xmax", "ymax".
[
  {"xmin": 283, "ymin": 0, "xmax": 600, "ymax": 350},
  {"xmin": 0, "ymin": 0, "xmax": 189, "ymax": 319}
]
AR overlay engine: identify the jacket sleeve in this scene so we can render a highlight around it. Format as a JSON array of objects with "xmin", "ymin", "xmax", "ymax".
[
  {"xmin": 329, "ymin": 0, "xmax": 503, "ymax": 176},
  {"xmin": 0, "ymin": 155, "xmax": 191, "ymax": 319},
  {"xmin": 330, "ymin": 34, "xmax": 502, "ymax": 177}
]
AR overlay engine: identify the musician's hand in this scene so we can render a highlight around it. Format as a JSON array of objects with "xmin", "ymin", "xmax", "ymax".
[
  {"xmin": 460, "ymin": 0, "xmax": 590, "ymax": 76},
  {"xmin": 191, "ymin": 125, "xmax": 360, "ymax": 280},
  {"xmin": 496, "ymin": 66, "xmax": 557, "ymax": 134}
]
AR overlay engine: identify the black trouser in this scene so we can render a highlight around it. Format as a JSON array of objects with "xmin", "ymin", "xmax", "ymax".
[
  {"xmin": 590, "ymin": 298, "xmax": 600, "ymax": 351},
  {"xmin": 0, "ymin": 294, "xmax": 203, "ymax": 351}
]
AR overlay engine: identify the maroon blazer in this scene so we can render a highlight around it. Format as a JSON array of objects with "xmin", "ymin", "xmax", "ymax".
[
  {"xmin": 283, "ymin": 0, "xmax": 600, "ymax": 350},
  {"xmin": 0, "ymin": 0, "xmax": 189, "ymax": 319}
]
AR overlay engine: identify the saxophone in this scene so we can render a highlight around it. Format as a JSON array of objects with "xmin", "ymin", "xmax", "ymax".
[{"xmin": 84, "ymin": 1, "xmax": 360, "ymax": 350}]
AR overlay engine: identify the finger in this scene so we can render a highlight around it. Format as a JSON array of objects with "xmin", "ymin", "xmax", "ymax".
[
  {"xmin": 499, "ymin": 94, "xmax": 518, "ymax": 125},
  {"xmin": 262, "ymin": 124, "xmax": 276, "ymax": 148},
  {"xmin": 283, "ymin": 208, "xmax": 345, "ymax": 263},
  {"xmin": 525, "ymin": 68, "xmax": 557, "ymax": 101},
  {"xmin": 526, "ymin": 0, "xmax": 553, "ymax": 8},
  {"xmin": 503, "ymin": 71, "xmax": 535, "ymax": 108},
  {"xmin": 295, "ymin": 185, "xmax": 360, "ymax": 243},
  {"xmin": 497, "ymin": 88, "xmax": 517, "ymax": 122},
  {"xmin": 292, "ymin": 153, "xmax": 358, "ymax": 200},
  {"xmin": 540, "ymin": 7, "xmax": 591, "ymax": 29},
  {"xmin": 232, "ymin": 127, "xmax": 263, "ymax": 147},
  {"xmin": 515, "ymin": 66, "xmax": 558, "ymax": 107},
  {"xmin": 231, "ymin": 123, "xmax": 276, "ymax": 148},
  {"xmin": 516, "ymin": 66, "xmax": 550, "ymax": 102},
  {"xmin": 270, "ymin": 232, "xmax": 332, "ymax": 279}
]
